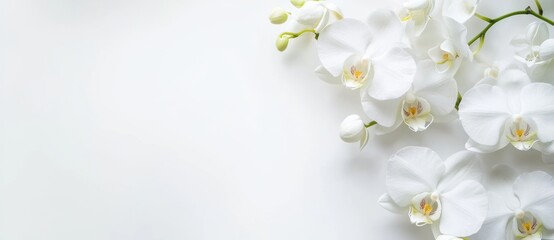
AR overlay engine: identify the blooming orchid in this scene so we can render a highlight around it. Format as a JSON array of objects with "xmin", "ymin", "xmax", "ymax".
[
  {"xmin": 458, "ymin": 69, "xmax": 554, "ymax": 162},
  {"xmin": 511, "ymin": 22, "xmax": 554, "ymax": 68},
  {"xmin": 361, "ymin": 60, "xmax": 457, "ymax": 133},
  {"xmin": 471, "ymin": 171, "xmax": 554, "ymax": 240},
  {"xmin": 269, "ymin": 1, "xmax": 554, "ymax": 238},
  {"xmin": 315, "ymin": 10, "xmax": 416, "ymax": 100},
  {"xmin": 294, "ymin": 0, "xmax": 343, "ymax": 33},
  {"xmin": 399, "ymin": 0, "xmax": 436, "ymax": 36},
  {"xmin": 442, "ymin": 0, "xmax": 480, "ymax": 24},
  {"xmin": 427, "ymin": 17, "xmax": 473, "ymax": 74},
  {"xmin": 379, "ymin": 147, "xmax": 488, "ymax": 237}
]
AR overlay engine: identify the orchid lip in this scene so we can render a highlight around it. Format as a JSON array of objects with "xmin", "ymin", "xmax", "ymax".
[
  {"xmin": 401, "ymin": 95, "xmax": 434, "ymax": 132},
  {"xmin": 512, "ymin": 211, "xmax": 542, "ymax": 238},
  {"xmin": 408, "ymin": 192, "xmax": 442, "ymax": 227},
  {"xmin": 505, "ymin": 117, "xmax": 538, "ymax": 151}
]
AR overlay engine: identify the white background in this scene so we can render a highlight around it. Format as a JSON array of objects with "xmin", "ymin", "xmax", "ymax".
[{"xmin": 0, "ymin": 0, "xmax": 553, "ymax": 239}]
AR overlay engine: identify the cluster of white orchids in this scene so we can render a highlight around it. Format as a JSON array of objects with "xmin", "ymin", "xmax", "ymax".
[{"xmin": 270, "ymin": 0, "xmax": 554, "ymax": 238}]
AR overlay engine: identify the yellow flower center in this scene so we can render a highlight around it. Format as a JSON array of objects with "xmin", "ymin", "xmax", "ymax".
[
  {"xmin": 522, "ymin": 222, "xmax": 533, "ymax": 233},
  {"xmin": 353, "ymin": 70, "xmax": 363, "ymax": 79},
  {"xmin": 408, "ymin": 106, "xmax": 418, "ymax": 117},
  {"xmin": 423, "ymin": 203, "xmax": 433, "ymax": 216},
  {"xmin": 515, "ymin": 129, "xmax": 525, "ymax": 139}
]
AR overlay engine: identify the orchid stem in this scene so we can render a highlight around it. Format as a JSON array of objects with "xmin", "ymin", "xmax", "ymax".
[
  {"xmin": 535, "ymin": 0, "xmax": 544, "ymax": 15},
  {"xmin": 475, "ymin": 13, "xmax": 493, "ymax": 23},
  {"xmin": 365, "ymin": 121, "xmax": 377, "ymax": 128},
  {"xmin": 468, "ymin": 7, "xmax": 554, "ymax": 47},
  {"xmin": 280, "ymin": 29, "xmax": 319, "ymax": 40},
  {"xmin": 455, "ymin": 92, "xmax": 462, "ymax": 111}
]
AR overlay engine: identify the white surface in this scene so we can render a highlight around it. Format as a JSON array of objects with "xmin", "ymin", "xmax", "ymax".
[{"xmin": 0, "ymin": 0, "xmax": 553, "ymax": 239}]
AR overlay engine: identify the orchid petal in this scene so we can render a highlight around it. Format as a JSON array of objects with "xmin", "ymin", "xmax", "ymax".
[
  {"xmin": 459, "ymin": 85, "xmax": 511, "ymax": 146},
  {"xmin": 386, "ymin": 146, "xmax": 445, "ymax": 206},
  {"xmin": 359, "ymin": 127, "xmax": 373, "ymax": 149},
  {"xmin": 465, "ymin": 138, "xmax": 509, "ymax": 153},
  {"xmin": 438, "ymin": 151, "xmax": 481, "ymax": 192},
  {"xmin": 534, "ymin": 141, "xmax": 554, "ymax": 155},
  {"xmin": 444, "ymin": 17, "xmax": 472, "ymax": 60},
  {"xmin": 542, "ymin": 228, "xmax": 554, "ymax": 239},
  {"xmin": 317, "ymin": 19, "xmax": 372, "ymax": 76},
  {"xmin": 440, "ymin": 180, "xmax": 488, "ymax": 237},
  {"xmin": 366, "ymin": 46, "xmax": 416, "ymax": 100},
  {"xmin": 314, "ymin": 8, "xmax": 330, "ymax": 33},
  {"xmin": 314, "ymin": 65, "xmax": 341, "ymax": 84},
  {"xmin": 527, "ymin": 22, "xmax": 549, "ymax": 47},
  {"xmin": 496, "ymin": 69, "xmax": 530, "ymax": 112},
  {"xmin": 520, "ymin": 83, "xmax": 554, "ymax": 143},
  {"xmin": 365, "ymin": 9, "xmax": 404, "ymax": 58},
  {"xmin": 413, "ymin": 61, "xmax": 458, "ymax": 116},
  {"xmin": 320, "ymin": 2, "xmax": 343, "ymax": 19},
  {"xmin": 513, "ymin": 171, "xmax": 554, "ymax": 229},
  {"xmin": 378, "ymin": 193, "xmax": 405, "ymax": 214},
  {"xmin": 443, "ymin": 0, "xmax": 479, "ymax": 24},
  {"xmin": 470, "ymin": 192, "xmax": 513, "ymax": 240},
  {"xmin": 361, "ymin": 92, "xmax": 403, "ymax": 128},
  {"xmin": 539, "ymin": 39, "xmax": 554, "ymax": 61},
  {"xmin": 296, "ymin": 1, "xmax": 325, "ymax": 27},
  {"xmin": 404, "ymin": 0, "xmax": 429, "ymax": 10}
]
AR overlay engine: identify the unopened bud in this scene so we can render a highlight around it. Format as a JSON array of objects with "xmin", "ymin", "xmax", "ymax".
[
  {"xmin": 290, "ymin": 0, "xmax": 306, "ymax": 8},
  {"xmin": 276, "ymin": 35, "xmax": 290, "ymax": 52},
  {"xmin": 269, "ymin": 7, "xmax": 289, "ymax": 24},
  {"xmin": 339, "ymin": 114, "xmax": 365, "ymax": 143}
]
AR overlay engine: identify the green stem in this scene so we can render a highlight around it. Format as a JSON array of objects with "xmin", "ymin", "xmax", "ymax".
[
  {"xmin": 468, "ymin": 7, "xmax": 554, "ymax": 46},
  {"xmin": 280, "ymin": 29, "xmax": 319, "ymax": 40},
  {"xmin": 455, "ymin": 92, "xmax": 462, "ymax": 111},
  {"xmin": 535, "ymin": 0, "xmax": 544, "ymax": 15},
  {"xmin": 365, "ymin": 121, "xmax": 377, "ymax": 128},
  {"xmin": 475, "ymin": 13, "xmax": 493, "ymax": 23}
]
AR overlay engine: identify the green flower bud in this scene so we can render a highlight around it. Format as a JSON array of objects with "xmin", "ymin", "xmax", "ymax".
[
  {"xmin": 269, "ymin": 7, "xmax": 289, "ymax": 24},
  {"xmin": 290, "ymin": 0, "xmax": 306, "ymax": 8},
  {"xmin": 276, "ymin": 35, "xmax": 290, "ymax": 52}
]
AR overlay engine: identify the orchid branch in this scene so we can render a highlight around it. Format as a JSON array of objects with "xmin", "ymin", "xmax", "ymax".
[
  {"xmin": 535, "ymin": 0, "xmax": 544, "ymax": 15},
  {"xmin": 455, "ymin": 92, "xmax": 462, "ymax": 111},
  {"xmin": 279, "ymin": 29, "xmax": 319, "ymax": 40},
  {"xmin": 468, "ymin": 7, "xmax": 554, "ymax": 47},
  {"xmin": 365, "ymin": 121, "xmax": 377, "ymax": 128},
  {"xmin": 475, "ymin": 13, "xmax": 492, "ymax": 23}
]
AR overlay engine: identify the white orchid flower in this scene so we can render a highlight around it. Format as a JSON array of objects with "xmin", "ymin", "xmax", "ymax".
[
  {"xmin": 361, "ymin": 60, "xmax": 457, "ymax": 133},
  {"xmin": 428, "ymin": 17, "xmax": 473, "ymax": 75},
  {"xmin": 399, "ymin": 0, "xmax": 436, "ymax": 36},
  {"xmin": 379, "ymin": 147, "xmax": 488, "ymax": 237},
  {"xmin": 295, "ymin": 0, "xmax": 343, "ymax": 32},
  {"xmin": 471, "ymin": 171, "xmax": 554, "ymax": 240},
  {"xmin": 458, "ymin": 69, "xmax": 554, "ymax": 163},
  {"xmin": 442, "ymin": 0, "xmax": 480, "ymax": 24},
  {"xmin": 476, "ymin": 61, "xmax": 526, "ymax": 86},
  {"xmin": 315, "ymin": 10, "xmax": 417, "ymax": 100},
  {"xmin": 339, "ymin": 114, "xmax": 373, "ymax": 149},
  {"xmin": 511, "ymin": 22, "xmax": 554, "ymax": 67}
]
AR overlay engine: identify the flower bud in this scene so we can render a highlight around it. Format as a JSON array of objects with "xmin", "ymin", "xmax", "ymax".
[
  {"xmin": 290, "ymin": 0, "xmax": 305, "ymax": 8},
  {"xmin": 339, "ymin": 114, "xmax": 365, "ymax": 143},
  {"xmin": 269, "ymin": 7, "xmax": 289, "ymax": 24},
  {"xmin": 275, "ymin": 35, "xmax": 290, "ymax": 52}
]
